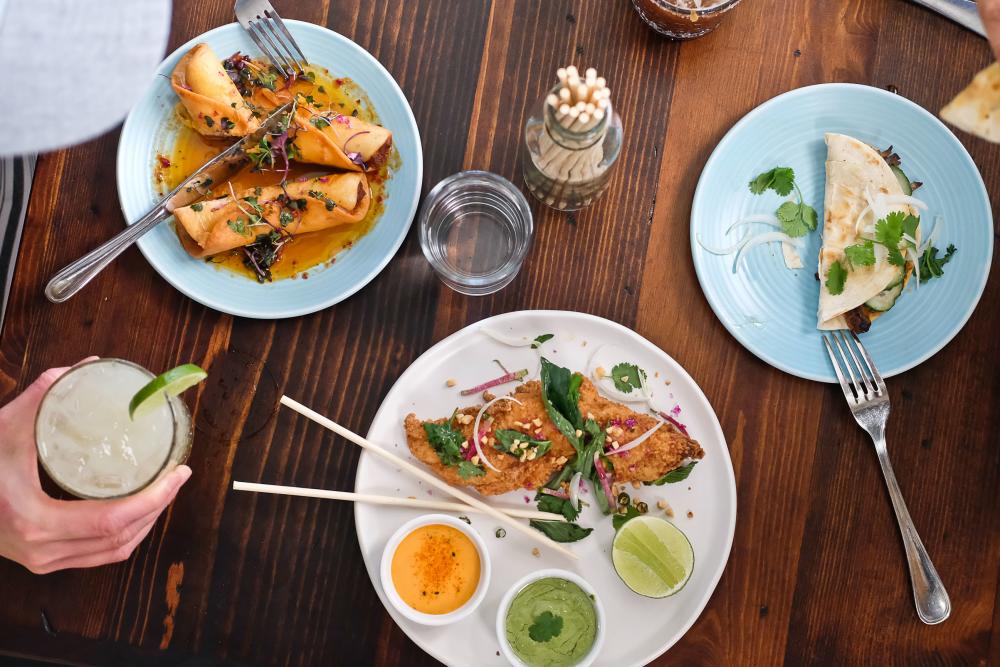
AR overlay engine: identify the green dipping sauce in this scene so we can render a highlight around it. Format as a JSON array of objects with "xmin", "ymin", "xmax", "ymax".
[{"xmin": 504, "ymin": 577, "xmax": 597, "ymax": 667}]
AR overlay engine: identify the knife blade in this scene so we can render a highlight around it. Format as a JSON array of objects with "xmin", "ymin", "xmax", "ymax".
[
  {"xmin": 908, "ymin": 0, "xmax": 985, "ymax": 37},
  {"xmin": 45, "ymin": 102, "xmax": 295, "ymax": 303}
]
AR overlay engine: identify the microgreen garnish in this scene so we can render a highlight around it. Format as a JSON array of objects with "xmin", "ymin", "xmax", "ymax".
[
  {"xmin": 748, "ymin": 166, "xmax": 817, "ymax": 238},
  {"xmin": 309, "ymin": 116, "xmax": 331, "ymax": 130},
  {"xmin": 227, "ymin": 218, "xmax": 248, "ymax": 236},
  {"xmin": 919, "ymin": 244, "xmax": 956, "ymax": 280},
  {"xmin": 308, "ymin": 189, "xmax": 338, "ymax": 211},
  {"xmin": 825, "ymin": 259, "xmax": 847, "ymax": 295},
  {"xmin": 528, "ymin": 612, "xmax": 564, "ymax": 642},
  {"xmin": 611, "ymin": 362, "xmax": 645, "ymax": 393}
]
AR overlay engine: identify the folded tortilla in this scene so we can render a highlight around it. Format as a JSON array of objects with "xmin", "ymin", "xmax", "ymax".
[
  {"xmin": 173, "ymin": 173, "xmax": 370, "ymax": 258},
  {"xmin": 171, "ymin": 44, "xmax": 260, "ymax": 137},
  {"xmin": 818, "ymin": 133, "xmax": 915, "ymax": 330},
  {"xmin": 253, "ymin": 88, "xmax": 393, "ymax": 171},
  {"xmin": 941, "ymin": 62, "xmax": 1000, "ymax": 143}
]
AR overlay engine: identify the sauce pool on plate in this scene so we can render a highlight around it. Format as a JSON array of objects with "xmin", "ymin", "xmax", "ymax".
[
  {"xmin": 390, "ymin": 524, "xmax": 481, "ymax": 615},
  {"xmin": 505, "ymin": 577, "xmax": 597, "ymax": 667}
]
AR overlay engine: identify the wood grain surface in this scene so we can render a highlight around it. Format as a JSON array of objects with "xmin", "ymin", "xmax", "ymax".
[{"xmin": 0, "ymin": 1, "xmax": 997, "ymax": 665}]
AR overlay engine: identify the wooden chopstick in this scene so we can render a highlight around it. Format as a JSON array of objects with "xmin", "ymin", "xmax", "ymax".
[
  {"xmin": 279, "ymin": 395, "xmax": 579, "ymax": 560},
  {"xmin": 231, "ymin": 481, "xmax": 568, "ymax": 522}
]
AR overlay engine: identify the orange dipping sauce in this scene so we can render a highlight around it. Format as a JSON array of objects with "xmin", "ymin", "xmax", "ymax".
[{"xmin": 390, "ymin": 524, "xmax": 481, "ymax": 615}]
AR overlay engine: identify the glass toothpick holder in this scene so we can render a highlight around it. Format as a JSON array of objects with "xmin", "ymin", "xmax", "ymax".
[{"xmin": 522, "ymin": 84, "xmax": 623, "ymax": 212}]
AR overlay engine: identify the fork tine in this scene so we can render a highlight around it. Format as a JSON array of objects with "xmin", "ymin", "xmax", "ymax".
[
  {"xmin": 838, "ymin": 331, "xmax": 873, "ymax": 399},
  {"xmin": 247, "ymin": 21, "xmax": 289, "ymax": 78},
  {"xmin": 251, "ymin": 20, "xmax": 295, "ymax": 78},
  {"xmin": 830, "ymin": 332, "xmax": 862, "ymax": 401},
  {"xmin": 259, "ymin": 15, "xmax": 302, "ymax": 76},
  {"xmin": 265, "ymin": 9, "xmax": 308, "ymax": 70},
  {"xmin": 850, "ymin": 331, "xmax": 886, "ymax": 394},
  {"xmin": 823, "ymin": 334, "xmax": 857, "ymax": 405}
]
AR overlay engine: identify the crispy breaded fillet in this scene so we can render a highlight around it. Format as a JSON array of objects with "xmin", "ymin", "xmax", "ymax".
[
  {"xmin": 404, "ymin": 378, "xmax": 704, "ymax": 495},
  {"xmin": 578, "ymin": 379, "xmax": 703, "ymax": 483}
]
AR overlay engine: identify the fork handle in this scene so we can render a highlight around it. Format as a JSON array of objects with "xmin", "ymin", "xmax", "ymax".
[
  {"xmin": 873, "ymin": 440, "xmax": 951, "ymax": 624},
  {"xmin": 44, "ymin": 203, "xmax": 170, "ymax": 303}
]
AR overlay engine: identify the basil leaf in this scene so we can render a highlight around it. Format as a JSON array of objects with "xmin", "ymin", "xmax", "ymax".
[
  {"xmin": 645, "ymin": 461, "xmax": 698, "ymax": 486},
  {"xmin": 539, "ymin": 358, "xmax": 582, "ymax": 450},
  {"xmin": 529, "ymin": 520, "xmax": 593, "ymax": 543}
]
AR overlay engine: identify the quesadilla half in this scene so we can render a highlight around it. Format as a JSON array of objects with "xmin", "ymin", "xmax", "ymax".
[
  {"xmin": 818, "ymin": 133, "xmax": 920, "ymax": 332},
  {"xmin": 941, "ymin": 62, "xmax": 1000, "ymax": 143}
]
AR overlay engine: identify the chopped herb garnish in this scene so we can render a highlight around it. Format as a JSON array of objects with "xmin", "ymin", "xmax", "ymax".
[
  {"xmin": 254, "ymin": 69, "xmax": 278, "ymax": 91},
  {"xmin": 220, "ymin": 117, "xmax": 235, "ymax": 131},
  {"xmin": 645, "ymin": 461, "xmax": 698, "ymax": 486},
  {"xmin": 825, "ymin": 259, "xmax": 847, "ymax": 295},
  {"xmin": 528, "ymin": 611, "xmax": 564, "ymax": 642},
  {"xmin": 204, "ymin": 116, "xmax": 215, "ymax": 128},
  {"xmin": 749, "ymin": 166, "xmax": 817, "ymax": 238},
  {"xmin": 279, "ymin": 209, "xmax": 294, "ymax": 227},
  {"xmin": 611, "ymin": 362, "xmax": 645, "ymax": 393},
  {"xmin": 308, "ymin": 189, "xmax": 338, "ymax": 211},
  {"xmin": 309, "ymin": 116, "xmax": 331, "ymax": 130},
  {"xmin": 493, "ymin": 429, "xmax": 551, "ymax": 459},
  {"xmin": 191, "ymin": 203, "xmax": 203, "ymax": 212},
  {"xmin": 919, "ymin": 244, "xmax": 956, "ymax": 281},
  {"xmin": 529, "ymin": 520, "xmax": 592, "ymax": 543},
  {"xmin": 531, "ymin": 333, "xmax": 554, "ymax": 349},
  {"xmin": 423, "ymin": 421, "xmax": 484, "ymax": 478},
  {"xmin": 227, "ymin": 218, "xmax": 248, "ymax": 235},
  {"xmin": 843, "ymin": 240, "xmax": 876, "ymax": 268}
]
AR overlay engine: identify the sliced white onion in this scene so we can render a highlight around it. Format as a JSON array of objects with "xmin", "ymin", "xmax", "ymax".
[
  {"xmin": 696, "ymin": 233, "xmax": 750, "ymax": 255},
  {"xmin": 481, "ymin": 328, "xmax": 534, "ymax": 347},
  {"xmin": 781, "ymin": 242, "xmax": 804, "ymax": 269},
  {"xmin": 472, "ymin": 396, "xmax": 522, "ymax": 472},
  {"xmin": 880, "ymin": 194, "xmax": 928, "ymax": 211},
  {"xmin": 906, "ymin": 245, "xmax": 921, "ymax": 288},
  {"xmin": 725, "ymin": 214, "xmax": 782, "ymax": 235},
  {"xmin": 732, "ymin": 232, "xmax": 805, "ymax": 272},
  {"xmin": 568, "ymin": 472, "xmax": 583, "ymax": 510},
  {"xmin": 608, "ymin": 419, "xmax": 665, "ymax": 456},
  {"xmin": 918, "ymin": 215, "xmax": 942, "ymax": 254}
]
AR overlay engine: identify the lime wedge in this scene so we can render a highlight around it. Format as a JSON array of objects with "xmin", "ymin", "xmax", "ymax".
[
  {"xmin": 129, "ymin": 363, "xmax": 207, "ymax": 420},
  {"xmin": 612, "ymin": 515, "xmax": 694, "ymax": 598}
]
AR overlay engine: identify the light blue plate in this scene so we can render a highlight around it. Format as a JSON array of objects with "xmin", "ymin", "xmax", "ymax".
[
  {"xmin": 691, "ymin": 83, "xmax": 993, "ymax": 382},
  {"xmin": 116, "ymin": 21, "xmax": 422, "ymax": 319}
]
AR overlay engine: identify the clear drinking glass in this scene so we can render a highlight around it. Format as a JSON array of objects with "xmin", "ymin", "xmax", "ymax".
[
  {"xmin": 631, "ymin": 0, "xmax": 743, "ymax": 39},
  {"xmin": 418, "ymin": 171, "xmax": 534, "ymax": 296},
  {"xmin": 35, "ymin": 359, "xmax": 193, "ymax": 499}
]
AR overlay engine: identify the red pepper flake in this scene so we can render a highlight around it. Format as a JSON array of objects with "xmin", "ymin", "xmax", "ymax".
[{"xmin": 156, "ymin": 154, "xmax": 171, "ymax": 168}]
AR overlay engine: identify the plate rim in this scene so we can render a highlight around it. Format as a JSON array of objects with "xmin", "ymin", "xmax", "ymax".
[
  {"xmin": 115, "ymin": 19, "xmax": 423, "ymax": 319},
  {"xmin": 690, "ymin": 82, "xmax": 994, "ymax": 383},
  {"xmin": 353, "ymin": 309, "xmax": 738, "ymax": 667}
]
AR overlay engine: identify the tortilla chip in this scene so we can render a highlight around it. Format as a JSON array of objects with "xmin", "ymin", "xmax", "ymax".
[{"xmin": 941, "ymin": 62, "xmax": 1000, "ymax": 143}]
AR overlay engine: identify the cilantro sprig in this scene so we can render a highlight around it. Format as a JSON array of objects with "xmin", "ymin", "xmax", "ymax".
[
  {"xmin": 528, "ymin": 611, "xmax": 564, "ymax": 642},
  {"xmin": 920, "ymin": 244, "xmax": 956, "ymax": 280},
  {"xmin": 748, "ymin": 167, "xmax": 817, "ymax": 238},
  {"xmin": 611, "ymin": 362, "xmax": 645, "ymax": 393},
  {"xmin": 825, "ymin": 260, "xmax": 847, "ymax": 296}
]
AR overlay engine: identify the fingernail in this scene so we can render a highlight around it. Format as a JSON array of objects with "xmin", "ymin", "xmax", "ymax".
[{"xmin": 174, "ymin": 465, "xmax": 192, "ymax": 486}]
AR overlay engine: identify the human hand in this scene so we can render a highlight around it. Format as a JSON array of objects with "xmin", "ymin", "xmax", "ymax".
[
  {"xmin": 0, "ymin": 361, "xmax": 191, "ymax": 574},
  {"xmin": 980, "ymin": 0, "xmax": 1000, "ymax": 60}
]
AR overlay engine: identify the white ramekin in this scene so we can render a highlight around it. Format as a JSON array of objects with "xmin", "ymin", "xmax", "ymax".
[
  {"xmin": 380, "ymin": 513, "xmax": 491, "ymax": 626},
  {"xmin": 495, "ymin": 568, "xmax": 606, "ymax": 667}
]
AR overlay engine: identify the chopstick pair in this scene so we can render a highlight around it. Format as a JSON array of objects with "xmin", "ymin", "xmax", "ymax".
[
  {"xmin": 235, "ymin": 395, "xmax": 579, "ymax": 560},
  {"xmin": 231, "ymin": 481, "xmax": 566, "ymax": 522}
]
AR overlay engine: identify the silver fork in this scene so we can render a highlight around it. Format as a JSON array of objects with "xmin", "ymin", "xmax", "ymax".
[
  {"xmin": 234, "ymin": 0, "xmax": 308, "ymax": 79},
  {"xmin": 823, "ymin": 331, "xmax": 950, "ymax": 624}
]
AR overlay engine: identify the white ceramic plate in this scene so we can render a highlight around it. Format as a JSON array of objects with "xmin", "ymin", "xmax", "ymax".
[
  {"xmin": 116, "ymin": 21, "xmax": 422, "ymax": 318},
  {"xmin": 355, "ymin": 310, "xmax": 737, "ymax": 666}
]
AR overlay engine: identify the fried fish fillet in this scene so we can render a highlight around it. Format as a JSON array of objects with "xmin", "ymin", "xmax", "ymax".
[{"xmin": 404, "ymin": 378, "xmax": 704, "ymax": 496}]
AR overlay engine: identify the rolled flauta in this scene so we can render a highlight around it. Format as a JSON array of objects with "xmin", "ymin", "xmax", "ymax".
[
  {"xmin": 171, "ymin": 43, "xmax": 260, "ymax": 137},
  {"xmin": 174, "ymin": 173, "xmax": 370, "ymax": 258},
  {"xmin": 254, "ymin": 88, "xmax": 392, "ymax": 172}
]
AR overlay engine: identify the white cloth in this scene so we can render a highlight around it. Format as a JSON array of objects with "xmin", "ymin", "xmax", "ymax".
[{"xmin": 0, "ymin": 0, "xmax": 172, "ymax": 157}]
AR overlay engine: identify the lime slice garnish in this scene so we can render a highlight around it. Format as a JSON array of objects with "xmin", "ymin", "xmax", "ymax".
[
  {"xmin": 612, "ymin": 515, "xmax": 694, "ymax": 598},
  {"xmin": 129, "ymin": 363, "xmax": 207, "ymax": 420}
]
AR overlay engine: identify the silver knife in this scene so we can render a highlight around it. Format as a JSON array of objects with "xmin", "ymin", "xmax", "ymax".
[
  {"xmin": 908, "ymin": 0, "xmax": 986, "ymax": 37},
  {"xmin": 44, "ymin": 102, "xmax": 294, "ymax": 303}
]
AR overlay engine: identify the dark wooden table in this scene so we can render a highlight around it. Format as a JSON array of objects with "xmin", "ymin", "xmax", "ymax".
[{"xmin": 1, "ymin": 1, "xmax": 997, "ymax": 665}]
